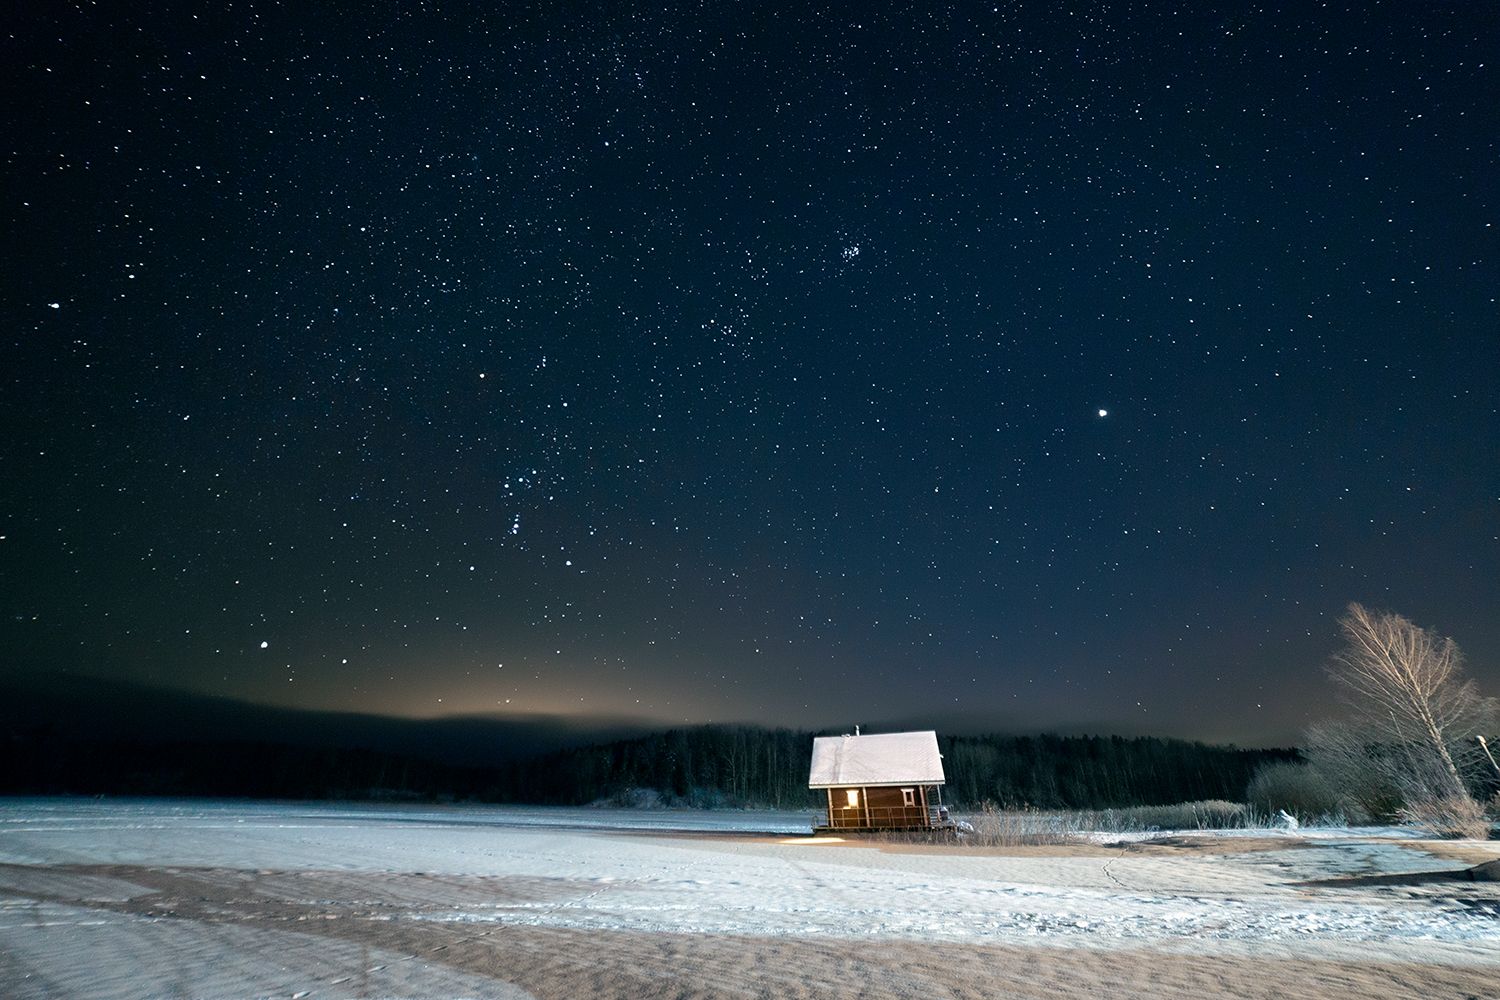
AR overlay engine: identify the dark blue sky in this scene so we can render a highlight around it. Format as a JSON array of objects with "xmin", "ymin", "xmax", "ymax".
[{"xmin": 3, "ymin": 2, "xmax": 1496, "ymax": 743}]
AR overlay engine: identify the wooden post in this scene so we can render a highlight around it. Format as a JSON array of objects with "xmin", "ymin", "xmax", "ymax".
[
  {"xmin": 862, "ymin": 787, "xmax": 870, "ymax": 829},
  {"xmin": 825, "ymin": 788, "xmax": 834, "ymax": 828},
  {"xmin": 919, "ymin": 786, "xmax": 929, "ymax": 827},
  {"xmin": 1477, "ymin": 735, "xmax": 1500, "ymax": 780}
]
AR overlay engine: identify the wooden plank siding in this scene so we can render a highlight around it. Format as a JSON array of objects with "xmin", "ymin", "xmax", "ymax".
[{"xmin": 819, "ymin": 784, "xmax": 935, "ymax": 830}]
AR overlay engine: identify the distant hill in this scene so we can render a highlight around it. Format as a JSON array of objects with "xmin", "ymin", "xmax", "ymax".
[
  {"xmin": 0, "ymin": 672, "xmax": 652, "ymax": 765},
  {"xmin": 0, "ymin": 674, "xmax": 1294, "ymax": 808}
]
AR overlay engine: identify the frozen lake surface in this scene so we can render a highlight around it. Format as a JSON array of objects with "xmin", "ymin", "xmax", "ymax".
[
  {"xmin": 2, "ymin": 798, "xmax": 1497, "ymax": 999},
  {"xmin": 0, "ymin": 797, "xmax": 820, "ymax": 838}
]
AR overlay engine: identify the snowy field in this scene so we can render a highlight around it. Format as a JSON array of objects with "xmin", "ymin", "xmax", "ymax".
[{"xmin": 2, "ymin": 798, "xmax": 1497, "ymax": 999}]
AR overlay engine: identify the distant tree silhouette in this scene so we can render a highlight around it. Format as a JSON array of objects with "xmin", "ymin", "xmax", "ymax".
[{"xmin": 1, "ymin": 724, "xmax": 1292, "ymax": 810}]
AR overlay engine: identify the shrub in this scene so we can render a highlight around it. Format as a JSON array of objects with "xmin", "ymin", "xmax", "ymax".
[
  {"xmin": 1246, "ymin": 762, "xmax": 1341, "ymax": 821},
  {"xmin": 1302, "ymin": 723, "xmax": 1402, "ymax": 821},
  {"xmin": 601, "ymin": 786, "xmax": 665, "ymax": 808}
]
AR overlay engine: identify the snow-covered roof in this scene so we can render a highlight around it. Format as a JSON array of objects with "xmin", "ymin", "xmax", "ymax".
[{"xmin": 808, "ymin": 730, "xmax": 945, "ymax": 788}]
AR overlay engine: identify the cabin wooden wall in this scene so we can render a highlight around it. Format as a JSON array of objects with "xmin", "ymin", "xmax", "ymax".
[{"xmin": 821, "ymin": 785, "xmax": 932, "ymax": 829}]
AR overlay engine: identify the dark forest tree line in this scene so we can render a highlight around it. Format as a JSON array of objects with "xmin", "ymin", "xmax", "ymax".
[
  {"xmin": 493, "ymin": 728, "xmax": 1293, "ymax": 809},
  {"xmin": 0, "ymin": 733, "xmax": 500, "ymax": 802},
  {"xmin": 2, "ymin": 724, "xmax": 1294, "ymax": 809}
]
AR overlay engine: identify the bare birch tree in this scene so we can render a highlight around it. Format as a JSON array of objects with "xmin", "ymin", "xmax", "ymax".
[{"xmin": 1323, "ymin": 603, "xmax": 1495, "ymax": 813}]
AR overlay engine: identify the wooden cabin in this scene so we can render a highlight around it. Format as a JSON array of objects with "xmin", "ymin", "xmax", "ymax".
[{"xmin": 809, "ymin": 730, "xmax": 947, "ymax": 832}]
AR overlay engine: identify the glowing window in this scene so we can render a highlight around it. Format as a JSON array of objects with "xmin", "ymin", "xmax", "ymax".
[
  {"xmin": 845, "ymin": 789, "xmax": 860, "ymax": 807},
  {"xmin": 902, "ymin": 788, "xmax": 915, "ymax": 807}
]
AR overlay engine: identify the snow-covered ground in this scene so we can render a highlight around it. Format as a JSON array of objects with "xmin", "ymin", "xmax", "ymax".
[{"xmin": 1, "ymin": 798, "xmax": 1497, "ymax": 998}]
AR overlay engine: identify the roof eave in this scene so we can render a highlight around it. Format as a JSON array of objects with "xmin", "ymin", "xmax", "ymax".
[{"xmin": 809, "ymin": 779, "xmax": 945, "ymax": 789}]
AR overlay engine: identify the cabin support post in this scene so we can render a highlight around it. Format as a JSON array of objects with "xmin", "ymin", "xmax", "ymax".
[
  {"xmin": 861, "ymin": 787, "xmax": 870, "ymax": 828},
  {"xmin": 825, "ymin": 788, "xmax": 834, "ymax": 828},
  {"xmin": 919, "ymin": 786, "xmax": 929, "ymax": 827}
]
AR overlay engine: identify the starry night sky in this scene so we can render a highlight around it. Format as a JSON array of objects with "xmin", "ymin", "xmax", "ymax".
[{"xmin": 3, "ymin": 2, "xmax": 1496, "ymax": 744}]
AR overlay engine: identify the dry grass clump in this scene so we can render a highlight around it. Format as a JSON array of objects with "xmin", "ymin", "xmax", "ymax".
[
  {"xmin": 1086, "ymin": 800, "xmax": 1249, "ymax": 832},
  {"xmin": 948, "ymin": 799, "xmax": 1262, "ymax": 846},
  {"xmin": 861, "ymin": 806, "xmax": 1082, "ymax": 847},
  {"xmin": 964, "ymin": 804, "xmax": 1082, "ymax": 846},
  {"xmin": 1398, "ymin": 796, "xmax": 1492, "ymax": 839}
]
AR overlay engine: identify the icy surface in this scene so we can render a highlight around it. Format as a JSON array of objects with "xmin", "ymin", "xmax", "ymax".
[{"xmin": 0, "ymin": 797, "xmax": 816, "ymax": 840}]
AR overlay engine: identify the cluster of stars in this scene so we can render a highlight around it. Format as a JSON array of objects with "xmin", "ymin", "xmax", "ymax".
[{"xmin": 0, "ymin": 2, "xmax": 1494, "ymax": 743}]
